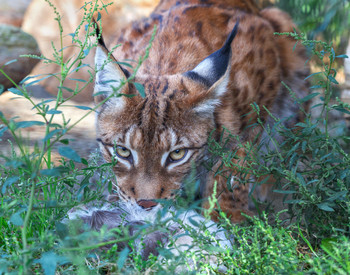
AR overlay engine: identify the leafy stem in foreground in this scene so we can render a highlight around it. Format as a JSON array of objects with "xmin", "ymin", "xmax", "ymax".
[{"xmin": 0, "ymin": 1, "xmax": 157, "ymax": 273}]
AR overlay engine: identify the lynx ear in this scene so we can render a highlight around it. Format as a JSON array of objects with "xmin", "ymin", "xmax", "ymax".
[
  {"xmin": 184, "ymin": 20, "xmax": 239, "ymax": 115},
  {"xmin": 94, "ymin": 21, "xmax": 129, "ymax": 106},
  {"xmin": 184, "ymin": 20, "xmax": 239, "ymax": 88}
]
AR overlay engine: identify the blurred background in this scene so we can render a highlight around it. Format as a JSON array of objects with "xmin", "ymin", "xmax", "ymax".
[
  {"xmin": 0, "ymin": 0, "xmax": 349, "ymax": 159},
  {"xmin": 0, "ymin": 0, "xmax": 349, "ymax": 101}
]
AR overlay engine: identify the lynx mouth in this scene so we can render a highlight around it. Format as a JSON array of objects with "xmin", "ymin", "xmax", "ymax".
[{"xmin": 137, "ymin": 199, "xmax": 158, "ymax": 210}]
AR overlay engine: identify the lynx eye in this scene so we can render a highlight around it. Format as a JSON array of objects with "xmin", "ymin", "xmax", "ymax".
[
  {"xmin": 169, "ymin": 149, "xmax": 188, "ymax": 162},
  {"xmin": 115, "ymin": 146, "xmax": 131, "ymax": 159}
]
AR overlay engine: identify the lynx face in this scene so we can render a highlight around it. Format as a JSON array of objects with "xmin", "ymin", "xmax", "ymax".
[{"xmin": 95, "ymin": 22, "xmax": 237, "ymax": 208}]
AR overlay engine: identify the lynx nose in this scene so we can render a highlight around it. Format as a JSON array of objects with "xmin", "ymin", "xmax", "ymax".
[{"xmin": 137, "ymin": 200, "xmax": 158, "ymax": 210}]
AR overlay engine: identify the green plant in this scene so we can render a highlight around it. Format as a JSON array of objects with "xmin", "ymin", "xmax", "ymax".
[{"xmin": 262, "ymin": 31, "xmax": 349, "ymax": 242}]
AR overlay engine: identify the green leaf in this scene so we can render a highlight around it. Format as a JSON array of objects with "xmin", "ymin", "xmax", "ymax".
[
  {"xmin": 8, "ymin": 87, "xmax": 23, "ymax": 96},
  {"xmin": 68, "ymin": 77, "xmax": 87, "ymax": 83},
  {"xmin": 124, "ymin": 58, "xmax": 137, "ymax": 63},
  {"xmin": 58, "ymin": 46, "xmax": 71, "ymax": 53},
  {"xmin": 299, "ymin": 92, "xmax": 320, "ymax": 103},
  {"xmin": 39, "ymin": 251, "xmax": 66, "ymax": 275},
  {"xmin": 292, "ymin": 41, "xmax": 298, "ymax": 52},
  {"xmin": 328, "ymin": 75, "xmax": 339, "ymax": 84},
  {"xmin": 0, "ymin": 84, "xmax": 4, "ymax": 95},
  {"xmin": 320, "ymin": 152, "xmax": 332, "ymax": 161},
  {"xmin": 309, "ymin": 85, "xmax": 323, "ymax": 89},
  {"xmin": 32, "ymin": 99, "xmax": 55, "ymax": 109},
  {"xmin": 40, "ymin": 167, "xmax": 69, "ymax": 176},
  {"xmin": 82, "ymin": 162, "xmax": 113, "ymax": 171},
  {"xmin": 47, "ymin": 109, "xmax": 62, "ymax": 115},
  {"xmin": 55, "ymin": 221, "xmax": 69, "ymax": 239},
  {"xmin": 301, "ymin": 140, "xmax": 307, "ymax": 153},
  {"xmin": 0, "ymin": 125, "xmax": 8, "ymax": 137},
  {"xmin": 188, "ymin": 217, "xmax": 200, "ymax": 227},
  {"xmin": 317, "ymin": 203, "xmax": 334, "ymax": 212},
  {"xmin": 333, "ymin": 106, "xmax": 350, "ymax": 115},
  {"xmin": 321, "ymin": 238, "xmax": 338, "ymax": 253},
  {"xmin": 304, "ymin": 71, "xmax": 322, "ymax": 80},
  {"xmin": 59, "ymin": 139, "xmax": 69, "ymax": 145},
  {"xmin": 5, "ymin": 160, "xmax": 24, "ymax": 168},
  {"xmin": 68, "ymin": 32, "xmax": 75, "ymax": 41},
  {"xmin": 61, "ymin": 86, "xmax": 74, "ymax": 93},
  {"xmin": 2, "ymin": 176, "xmax": 19, "ymax": 194},
  {"xmin": 25, "ymin": 75, "xmax": 52, "ymax": 87},
  {"xmin": 117, "ymin": 61, "xmax": 133, "ymax": 68},
  {"xmin": 97, "ymin": 11, "xmax": 102, "ymax": 21},
  {"xmin": 20, "ymin": 73, "xmax": 57, "ymax": 84},
  {"xmin": 74, "ymin": 105, "xmax": 92, "ymax": 111},
  {"xmin": 4, "ymin": 59, "xmax": 17, "ymax": 66},
  {"xmin": 117, "ymin": 247, "xmax": 130, "ymax": 270},
  {"xmin": 81, "ymin": 158, "xmax": 88, "ymax": 165},
  {"xmin": 335, "ymin": 54, "xmax": 348, "ymax": 59},
  {"xmin": 83, "ymin": 48, "xmax": 90, "ymax": 57},
  {"xmin": 93, "ymin": 91, "xmax": 107, "ymax": 97},
  {"xmin": 273, "ymin": 189, "xmax": 297, "ymax": 194},
  {"xmin": 74, "ymin": 63, "xmax": 89, "ymax": 72},
  {"xmin": 205, "ymin": 246, "xmax": 226, "ymax": 253},
  {"xmin": 58, "ymin": 146, "xmax": 82, "ymax": 163},
  {"xmin": 295, "ymin": 122, "xmax": 307, "ymax": 128},
  {"xmin": 331, "ymin": 48, "xmax": 335, "ymax": 62},
  {"xmin": 100, "ymin": 79, "xmax": 118, "ymax": 85},
  {"xmin": 0, "ymin": 259, "xmax": 9, "ymax": 274},
  {"xmin": 49, "ymin": 123, "xmax": 63, "ymax": 128},
  {"xmin": 79, "ymin": 2, "xmax": 89, "ymax": 10},
  {"xmin": 118, "ymin": 93, "xmax": 136, "ymax": 98},
  {"xmin": 285, "ymin": 199, "xmax": 305, "ymax": 204},
  {"xmin": 10, "ymin": 211, "xmax": 24, "ymax": 226},
  {"xmin": 15, "ymin": 120, "xmax": 45, "ymax": 129},
  {"xmin": 43, "ymin": 129, "xmax": 63, "ymax": 142},
  {"xmin": 326, "ymin": 190, "xmax": 348, "ymax": 202},
  {"xmin": 133, "ymin": 82, "xmax": 145, "ymax": 98}
]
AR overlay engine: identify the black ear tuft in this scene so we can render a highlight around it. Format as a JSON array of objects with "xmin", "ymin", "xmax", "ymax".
[
  {"xmin": 93, "ymin": 17, "xmax": 108, "ymax": 50},
  {"xmin": 184, "ymin": 19, "xmax": 239, "ymax": 87},
  {"xmin": 93, "ymin": 16, "xmax": 130, "ymax": 79},
  {"xmin": 221, "ymin": 18, "xmax": 240, "ymax": 55}
]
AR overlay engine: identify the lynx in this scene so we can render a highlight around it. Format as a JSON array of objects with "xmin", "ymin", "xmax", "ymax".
[{"xmin": 93, "ymin": 0, "xmax": 308, "ymax": 222}]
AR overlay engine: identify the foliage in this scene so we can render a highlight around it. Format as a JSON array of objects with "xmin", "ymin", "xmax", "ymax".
[
  {"xmin": 275, "ymin": 0, "xmax": 350, "ymax": 43},
  {"xmin": 0, "ymin": 0, "xmax": 349, "ymax": 274},
  {"xmin": 259, "ymin": 31, "xmax": 350, "ymax": 242},
  {"xmin": 274, "ymin": 0, "xmax": 350, "ymax": 72}
]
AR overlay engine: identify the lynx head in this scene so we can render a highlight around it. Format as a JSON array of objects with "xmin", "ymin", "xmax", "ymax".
[{"xmin": 94, "ymin": 21, "xmax": 239, "ymax": 210}]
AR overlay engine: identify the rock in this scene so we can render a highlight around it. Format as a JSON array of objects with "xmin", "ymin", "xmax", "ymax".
[
  {"xmin": 22, "ymin": 0, "xmax": 158, "ymax": 102},
  {"xmin": 0, "ymin": 24, "xmax": 40, "ymax": 90},
  {"xmin": 0, "ymin": 0, "xmax": 32, "ymax": 27}
]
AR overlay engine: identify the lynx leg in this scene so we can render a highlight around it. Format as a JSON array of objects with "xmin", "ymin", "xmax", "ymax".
[{"xmin": 202, "ymin": 148, "xmax": 253, "ymax": 223}]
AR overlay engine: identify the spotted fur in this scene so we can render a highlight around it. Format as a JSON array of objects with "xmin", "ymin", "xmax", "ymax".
[{"xmin": 94, "ymin": 0, "xmax": 309, "ymax": 222}]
